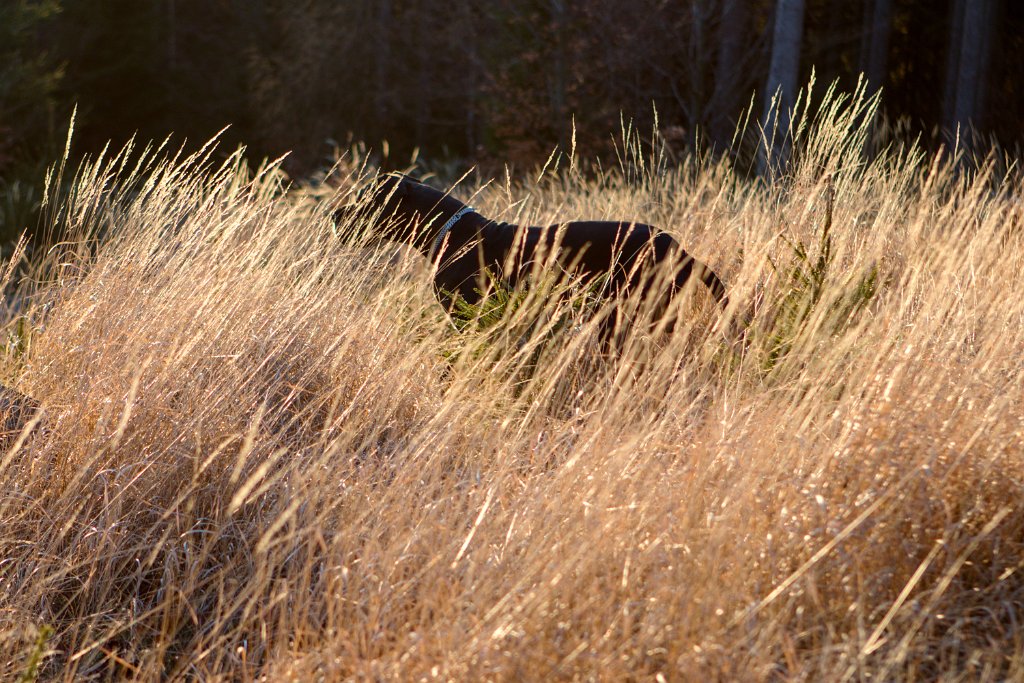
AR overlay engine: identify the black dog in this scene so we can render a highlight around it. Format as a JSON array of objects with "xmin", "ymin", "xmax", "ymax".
[{"xmin": 339, "ymin": 173, "xmax": 728, "ymax": 340}]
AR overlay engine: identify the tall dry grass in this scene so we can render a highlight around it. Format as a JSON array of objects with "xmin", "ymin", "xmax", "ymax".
[{"xmin": 2, "ymin": 87, "xmax": 1023, "ymax": 681}]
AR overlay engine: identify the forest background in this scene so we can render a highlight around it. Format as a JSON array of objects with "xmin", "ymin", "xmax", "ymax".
[{"xmin": 2, "ymin": 0, "xmax": 1021, "ymax": 225}]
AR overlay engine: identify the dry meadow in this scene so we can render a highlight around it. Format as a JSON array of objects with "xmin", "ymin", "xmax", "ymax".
[{"xmin": 2, "ymin": 92, "xmax": 1023, "ymax": 680}]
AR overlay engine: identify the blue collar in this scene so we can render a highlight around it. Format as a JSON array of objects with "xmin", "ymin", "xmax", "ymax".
[{"xmin": 428, "ymin": 206, "xmax": 475, "ymax": 262}]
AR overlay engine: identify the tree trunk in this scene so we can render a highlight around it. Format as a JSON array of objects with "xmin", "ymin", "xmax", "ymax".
[
  {"xmin": 760, "ymin": 0, "xmax": 806, "ymax": 176},
  {"xmin": 942, "ymin": 0, "xmax": 965, "ymax": 135},
  {"xmin": 953, "ymin": 0, "xmax": 994, "ymax": 132},
  {"xmin": 972, "ymin": 0, "xmax": 995, "ymax": 132},
  {"xmin": 710, "ymin": 0, "xmax": 746, "ymax": 148},
  {"xmin": 859, "ymin": 0, "xmax": 892, "ymax": 94},
  {"xmin": 688, "ymin": 0, "xmax": 709, "ymax": 131},
  {"xmin": 944, "ymin": 0, "xmax": 996, "ymax": 143}
]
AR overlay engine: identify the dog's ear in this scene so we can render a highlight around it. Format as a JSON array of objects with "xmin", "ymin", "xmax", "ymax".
[
  {"xmin": 376, "ymin": 172, "xmax": 411, "ymax": 198},
  {"xmin": 349, "ymin": 173, "xmax": 410, "ymax": 221},
  {"xmin": 387, "ymin": 173, "xmax": 411, "ymax": 197},
  {"xmin": 383, "ymin": 172, "xmax": 417, "ymax": 196},
  {"xmin": 354, "ymin": 174, "xmax": 399, "ymax": 207}
]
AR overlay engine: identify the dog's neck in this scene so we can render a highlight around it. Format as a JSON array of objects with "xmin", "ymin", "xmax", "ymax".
[{"xmin": 401, "ymin": 194, "xmax": 482, "ymax": 257}]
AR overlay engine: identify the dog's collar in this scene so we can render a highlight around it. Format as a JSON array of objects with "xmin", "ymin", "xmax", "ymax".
[{"xmin": 428, "ymin": 206, "xmax": 475, "ymax": 262}]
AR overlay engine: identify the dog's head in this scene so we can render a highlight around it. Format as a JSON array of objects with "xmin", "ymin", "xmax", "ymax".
[
  {"xmin": 362, "ymin": 173, "xmax": 450, "ymax": 219},
  {"xmin": 335, "ymin": 173, "xmax": 435, "ymax": 221},
  {"xmin": 348, "ymin": 173, "xmax": 400, "ymax": 216},
  {"xmin": 335, "ymin": 173, "xmax": 461, "ymax": 248}
]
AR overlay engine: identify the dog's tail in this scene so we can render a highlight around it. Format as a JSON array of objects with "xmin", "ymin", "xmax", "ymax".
[
  {"xmin": 677, "ymin": 258, "xmax": 729, "ymax": 309},
  {"xmin": 698, "ymin": 264, "xmax": 729, "ymax": 309}
]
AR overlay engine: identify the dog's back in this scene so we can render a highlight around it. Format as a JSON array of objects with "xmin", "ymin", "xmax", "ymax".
[{"xmin": 344, "ymin": 172, "xmax": 729, "ymax": 330}]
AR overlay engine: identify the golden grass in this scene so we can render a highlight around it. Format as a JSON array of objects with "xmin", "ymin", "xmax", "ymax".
[{"xmin": 2, "ymin": 90, "xmax": 1024, "ymax": 681}]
